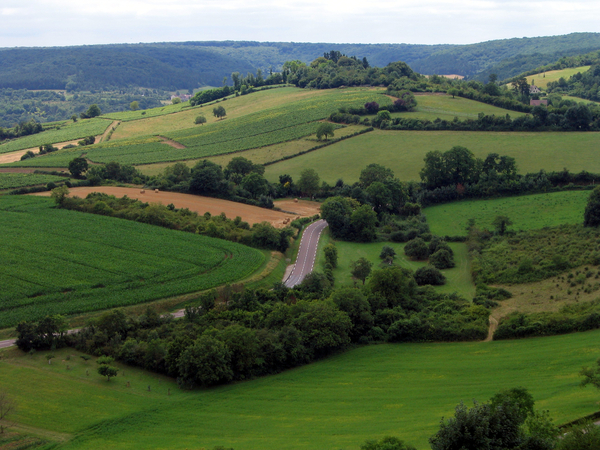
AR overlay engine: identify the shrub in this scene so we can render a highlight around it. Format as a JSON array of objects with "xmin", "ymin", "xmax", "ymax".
[
  {"xmin": 404, "ymin": 238, "xmax": 429, "ymax": 260},
  {"xmin": 430, "ymin": 249, "xmax": 455, "ymax": 269},
  {"xmin": 414, "ymin": 266, "xmax": 446, "ymax": 286}
]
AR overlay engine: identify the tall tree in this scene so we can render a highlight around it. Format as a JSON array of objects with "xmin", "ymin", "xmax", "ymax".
[{"xmin": 297, "ymin": 168, "xmax": 320, "ymax": 198}]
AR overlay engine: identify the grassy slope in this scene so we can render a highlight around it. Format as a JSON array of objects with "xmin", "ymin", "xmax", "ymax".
[
  {"xmin": 3, "ymin": 330, "xmax": 600, "ymax": 450},
  {"xmin": 404, "ymin": 94, "xmax": 527, "ymax": 121},
  {"xmin": 424, "ymin": 190, "xmax": 591, "ymax": 236},
  {"xmin": 525, "ymin": 66, "xmax": 591, "ymax": 89},
  {"xmin": 263, "ymin": 130, "xmax": 600, "ymax": 184},
  {"xmin": 315, "ymin": 230, "xmax": 475, "ymax": 299}
]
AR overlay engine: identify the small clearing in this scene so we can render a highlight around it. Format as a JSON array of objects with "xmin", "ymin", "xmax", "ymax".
[{"xmin": 33, "ymin": 186, "xmax": 310, "ymax": 228}]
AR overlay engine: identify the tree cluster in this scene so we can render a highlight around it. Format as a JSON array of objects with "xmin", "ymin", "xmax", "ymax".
[{"xmin": 18, "ymin": 270, "xmax": 488, "ymax": 389}]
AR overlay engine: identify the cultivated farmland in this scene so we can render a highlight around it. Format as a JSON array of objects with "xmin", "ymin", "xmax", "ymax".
[
  {"xmin": 0, "ymin": 195, "xmax": 265, "ymax": 328},
  {"xmin": 2, "ymin": 329, "xmax": 600, "ymax": 449},
  {"xmin": 0, "ymin": 118, "xmax": 112, "ymax": 154},
  {"xmin": 33, "ymin": 186, "xmax": 314, "ymax": 228},
  {"xmin": 0, "ymin": 172, "xmax": 67, "ymax": 190}
]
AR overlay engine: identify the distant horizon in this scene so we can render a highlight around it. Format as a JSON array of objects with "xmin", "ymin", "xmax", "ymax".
[
  {"xmin": 1, "ymin": 31, "xmax": 599, "ymax": 51},
  {"xmin": 2, "ymin": 0, "xmax": 599, "ymax": 48}
]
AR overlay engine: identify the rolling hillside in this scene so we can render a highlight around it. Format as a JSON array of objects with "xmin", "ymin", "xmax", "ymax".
[{"xmin": 1, "ymin": 33, "xmax": 600, "ymax": 92}]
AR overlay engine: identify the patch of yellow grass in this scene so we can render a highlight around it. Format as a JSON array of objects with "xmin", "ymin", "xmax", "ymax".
[
  {"xmin": 525, "ymin": 66, "xmax": 591, "ymax": 89},
  {"xmin": 491, "ymin": 265, "xmax": 600, "ymax": 322}
]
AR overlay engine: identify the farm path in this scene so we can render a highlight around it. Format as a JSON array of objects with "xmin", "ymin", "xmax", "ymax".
[
  {"xmin": 484, "ymin": 316, "xmax": 499, "ymax": 342},
  {"xmin": 284, "ymin": 219, "xmax": 328, "ymax": 288},
  {"xmin": 159, "ymin": 136, "xmax": 186, "ymax": 149},
  {"xmin": 99, "ymin": 120, "xmax": 120, "ymax": 142}
]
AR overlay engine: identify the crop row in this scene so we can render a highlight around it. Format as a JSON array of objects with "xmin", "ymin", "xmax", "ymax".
[
  {"xmin": 0, "ymin": 196, "xmax": 265, "ymax": 327},
  {"xmin": 0, "ymin": 118, "xmax": 113, "ymax": 153},
  {"xmin": 0, "ymin": 173, "xmax": 66, "ymax": 189}
]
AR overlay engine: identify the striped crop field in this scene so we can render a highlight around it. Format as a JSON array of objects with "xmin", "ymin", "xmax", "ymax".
[
  {"xmin": 0, "ymin": 195, "xmax": 264, "ymax": 328},
  {"xmin": 0, "ymin": 172, "xmax": 68, "ymax": 190}
]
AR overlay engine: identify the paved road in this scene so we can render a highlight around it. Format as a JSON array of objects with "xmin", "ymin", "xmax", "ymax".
[
  {"xmin": 284, "ymin": 219, "xmax": 328, "ymax": 288},
  {"xmin": 0, "ymin": 338, "xmax": 16, "ymax": 349}
]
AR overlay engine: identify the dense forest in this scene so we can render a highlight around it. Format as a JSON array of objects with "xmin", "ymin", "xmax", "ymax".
[{"xmin": 1, "ymin": 33, "xmax": 599, "ymax": 93}]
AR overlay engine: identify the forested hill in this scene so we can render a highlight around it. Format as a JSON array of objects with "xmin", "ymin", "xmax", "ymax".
[{"xmin": 2, "ymin": 33, "xmax": 600, "ymax": 91}]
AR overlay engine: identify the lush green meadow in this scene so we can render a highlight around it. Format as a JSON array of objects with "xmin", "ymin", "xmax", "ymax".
[
  {"xmin": 0, "ymin": 118, "xmax": 113, "ymax": 154},
  {"xmin": 402, "ymin": 94, "xmax": 527, "ymax": 121},
  {"xmin": 424, "ymin": 190, "xmax": 591, "ymax": 236},
  {"xmin": 2, "ymin": 329, "xmax": 600, "ymax": 449},
  {"xmin": 316, "ymin": 231, "xmax": 475, "ymax": 299},
  {"xmin": 264, "ymin": 130, "xmax": 600, "ymax": 184},
  {"xmin": 0, "ymin": 196, "xmax": 264, "ymax": 328},
  {"xmin": 525, "ymin": 66, "xmax": 591, "ymax": 89},
  {"xmin": 0, "ymin": 172, "xmax": 67, "ymax": 190}
]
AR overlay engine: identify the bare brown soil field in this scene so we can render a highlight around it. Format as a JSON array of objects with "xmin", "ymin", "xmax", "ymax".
[
  {"xmin": 33, "ymin": 186, "xmax": 314, "ymax": 228},
  {"xmin": 273, "ymin": 199, "xmax": 321, "ymax": 216}
]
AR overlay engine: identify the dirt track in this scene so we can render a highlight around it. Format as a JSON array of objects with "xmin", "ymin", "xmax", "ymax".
[{"xmin": 33, "ymin": 186, "xmax": 319, "ymax": 228}]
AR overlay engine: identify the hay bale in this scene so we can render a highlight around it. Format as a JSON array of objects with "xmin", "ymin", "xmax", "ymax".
[
  {"xmin": 154, "ymin": 189, "xmax": 159, "ymax": 193},
  {"xmin": 140, "ymin": 189, "xmax": 145, "ymax": 194},
  {"xmin": 294, "ymin": 198, "xmax": 298, "ymax": 203}
]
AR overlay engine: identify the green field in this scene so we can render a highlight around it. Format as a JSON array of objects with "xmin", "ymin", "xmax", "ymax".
[
  {"xmin": 402, "ymin": 94, "xmax": 527, "ymax": 121},
  {"xmin": 0, "ymin": 118, "xmax": 113, "ymax": 154},
  {"xmin": 0, "ymin": 172, "xmax": 68, "ymax": 190},
  {"xmin": 0, "ymin": 196, "xmax": 264, "ymax": 328},
  {"xmin": 316, "ymin": 231, "xmax": 475, "ymax": 299},
  {"xmin": 424, "ymin": 190, "xmax": 591, "ymax": 236},
  {"xmin": 2, "ymin": 329, "xmax": 600, "ymax": 449},
  {"xmin": 525, "ymin": 66, "xmax": 591, "ymax": 89},
  {"xmin": 264, "ymin": 130, "xmax": 600, "ymax": 184}
]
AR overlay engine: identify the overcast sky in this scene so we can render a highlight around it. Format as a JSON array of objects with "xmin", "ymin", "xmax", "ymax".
[{"xmin": 1, "ymin": 0, "xmax": 599, "ymax": 48}]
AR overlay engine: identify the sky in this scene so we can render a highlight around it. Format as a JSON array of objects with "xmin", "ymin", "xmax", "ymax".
[{"xmin": 0, "ymin": 0, "xmax": 599, "ymax": 48}]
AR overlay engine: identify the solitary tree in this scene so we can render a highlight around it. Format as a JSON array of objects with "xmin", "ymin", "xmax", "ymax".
[
  {"xmin": 97, "ymin": 364, "xmax": 118, "ymax": 381},
  {"xmin": 68, "ymin": 157, "xmax": 89, "ymax": 178},
  {"xmin": 130, "ymin": 101, "xmax": 139, "ymax": 111},
  {"xmin": 447, "ymin": 88, "xmax": 459, "ymax": 98},
  {"xmin": 297, "ymin": 168, "xmax": 320, "ymax": 199},
  {"xmin": 316, "ymin": 122, "xmax": 335, "ymax": 141},
  {"xmin": 350, "ymin": 257, "xmax": 373, "ymax": 285},
  {"xmin": 0, "ymin": 390, "xmax": 16, "ymax": 434},
  {"xmin": 213, "ymin": 105, "xmax": 227, "ymax": 119},
  {"xmin": 171, "ymin": 97, "xmax": 182, "ymax": 104},
  {"xmin": 195, "ymin": 115, "xmax": 207, "ymax": 125}
]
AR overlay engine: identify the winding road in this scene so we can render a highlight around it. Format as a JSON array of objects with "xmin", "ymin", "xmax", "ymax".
[{"xmin": 283, "ymin": 219, "xmax": 328, "ymax": 288}]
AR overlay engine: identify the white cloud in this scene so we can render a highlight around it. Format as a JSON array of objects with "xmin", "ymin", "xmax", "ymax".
[{"xmin": 0, "ymin": 0, "xmax": 598, "ymax": 47}]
